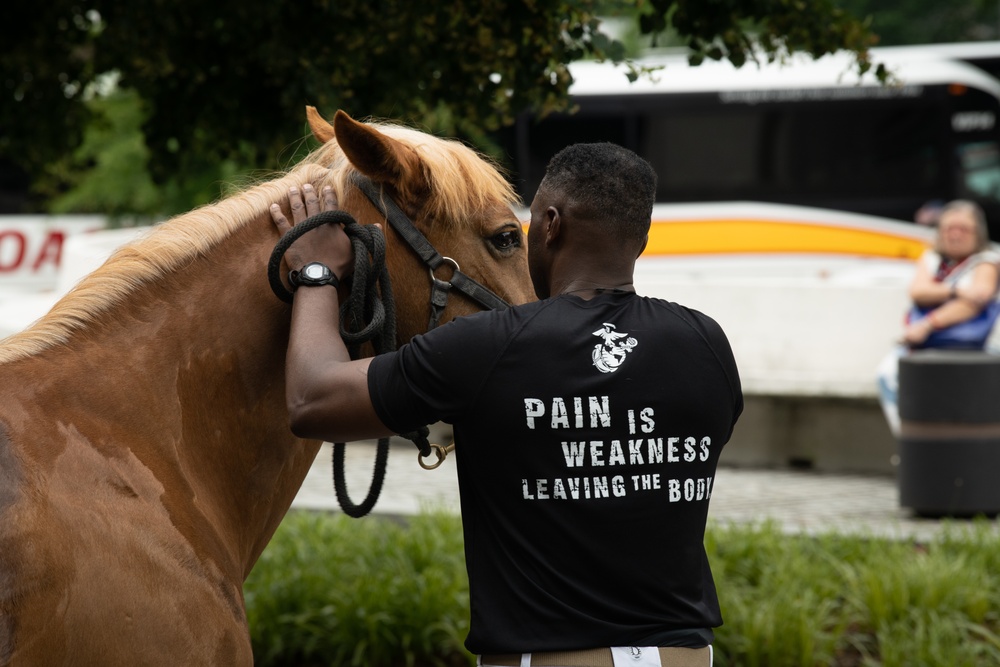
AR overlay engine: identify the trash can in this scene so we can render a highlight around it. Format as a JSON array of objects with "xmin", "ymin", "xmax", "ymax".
[{"xmin": 897, "ymin": 350, "xmax": 1000, "ymax": 517}]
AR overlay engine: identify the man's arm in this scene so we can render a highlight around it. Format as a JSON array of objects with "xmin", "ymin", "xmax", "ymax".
[{"xmin": 270, "ymin": 184, "xmax": 395, "ymax": 443}]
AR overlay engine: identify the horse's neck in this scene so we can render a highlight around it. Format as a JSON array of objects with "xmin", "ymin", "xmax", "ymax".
[{"xmin": 28, "ymin": 216, "xmax": 316, "ymax": 576}]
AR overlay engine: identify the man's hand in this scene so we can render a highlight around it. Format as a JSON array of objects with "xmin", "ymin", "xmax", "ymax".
[
  {"xmin": 271, "ymin": 183, "xmax": 392, "ymax": 443},
  {"xmin": 270, "ymin": 183, "xmax": 354, "ymax": 282}
]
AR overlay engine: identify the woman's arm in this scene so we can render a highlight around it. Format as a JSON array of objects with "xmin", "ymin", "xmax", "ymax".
[
  {"xmin": 908, "ymin": 256, "xmax": 952, "ymax": 307},
  {"xmin": 955, "ymin": 260, "xmax": 1000, "ymax": 307},
  {"xmin": 903, "ymin": 262, "xmax": 1000, "ymax": 346}
]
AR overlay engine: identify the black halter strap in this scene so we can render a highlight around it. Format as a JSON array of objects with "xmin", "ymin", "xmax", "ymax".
[
  {"xmin": 350, "ymin": 173, "xmax": 511, "ymax": 329},
  {"xmin": 268, "ymin": 176, "xmax": 513, "ymax": 517}
]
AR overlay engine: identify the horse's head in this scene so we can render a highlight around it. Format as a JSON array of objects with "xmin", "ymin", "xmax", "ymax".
[{"xmin": 294, "ymin": 108, "xmax": 535, "ymax": 343}]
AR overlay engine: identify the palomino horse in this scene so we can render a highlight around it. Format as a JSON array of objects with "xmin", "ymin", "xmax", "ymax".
[{"xmin": 0, "ymin": 108, "xmax": 534, "ymax": 665}]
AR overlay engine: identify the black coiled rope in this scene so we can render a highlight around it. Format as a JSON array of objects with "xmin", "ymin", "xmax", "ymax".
[{"xmin": 268, "ymin": 210, "xmax": 431, "ymax": 518}]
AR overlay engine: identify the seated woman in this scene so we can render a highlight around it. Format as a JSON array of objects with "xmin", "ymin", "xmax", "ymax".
[{"xmin": 877, "ymin": 199, "xmax": 1000, "ymax": 435}]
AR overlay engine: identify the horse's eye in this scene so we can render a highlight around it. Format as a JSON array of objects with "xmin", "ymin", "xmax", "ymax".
[{"xmin": 490, "ymin": 230, "xmax": 521, "ymax": 251}]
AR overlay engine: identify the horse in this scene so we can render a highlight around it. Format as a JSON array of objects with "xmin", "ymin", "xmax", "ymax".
[{"xmin": 0, "ymin": 108, "xmax": 535, "ymax": 665}]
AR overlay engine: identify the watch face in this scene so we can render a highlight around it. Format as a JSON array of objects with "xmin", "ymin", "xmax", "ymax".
[
  {"xmin": 293, "ymin": 262, "xmax": 335, "ymax": 288},
  {"xmin": 304, "ymin": 263, "xmax": 327, "ymax": 280}
]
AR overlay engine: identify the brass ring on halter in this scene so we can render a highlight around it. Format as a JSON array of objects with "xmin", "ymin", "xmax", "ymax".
[
  {"xmin": 429, "ymin": 257, "xmax": 460, "ymax": 283},
  {"xmin": 418, "ymin": 442, "xmax": 456, "ymax": 470}
]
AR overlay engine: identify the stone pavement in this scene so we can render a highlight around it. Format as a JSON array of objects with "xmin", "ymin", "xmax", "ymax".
[{"xmin": 292, "ymin": 440, "xmax": 994, "ymax": 543}]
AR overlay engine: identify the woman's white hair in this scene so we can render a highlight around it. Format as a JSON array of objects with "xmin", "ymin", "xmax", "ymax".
[{"xmin": 936, "ymin": 199, "xmax": 991, "ymax": 254}]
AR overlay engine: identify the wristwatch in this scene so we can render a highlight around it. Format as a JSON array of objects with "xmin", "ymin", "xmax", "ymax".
[{"xmin": 289, "ymin": 262, "xmax": 340, "ymax": 289}]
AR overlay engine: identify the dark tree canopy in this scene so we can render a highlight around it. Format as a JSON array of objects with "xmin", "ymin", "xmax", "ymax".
[
  {"xmin": 839, "ymin": 0, "xmax": 1000, "ymax": 45},
  {"xmin": 3, "ymin": 0, "xmax": 881, "ymax": 214}
]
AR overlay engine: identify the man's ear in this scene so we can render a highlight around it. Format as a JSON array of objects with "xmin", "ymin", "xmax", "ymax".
[{"xmin": 545, "ymin": 206, "xmax": 562, "ymax": 246}]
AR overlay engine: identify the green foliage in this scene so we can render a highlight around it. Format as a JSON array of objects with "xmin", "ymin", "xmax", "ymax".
[
  {"xmin": 44, "ymin": 87, "xmax": 161, "ymax": 219},
  {"xmin": 638, "ymin": 0, "xmax": 881, "ymax": 77},
  {"xmin": 4, "ymin": 1, "xmax": 881, "ymax": 215},
  {"xmin": 2, "ymin": 3, "xmax": 100, "ymax": 201},
  {"xmin": 705, "ymin": 520, "xmax": 1000, "ymax": 667},
  {"xmin": 705, "ymin": 525, "xmax": 852, "ymax": 666},
  {"xmin": 39, "ymin": 87, "xmax": 257, "ymax": 221},
  {"xmin": 838, "ymin": 0, "xmax": 1000, "ymax": 46},
  {"xmin": 6, "ymin": 1, "xmax": 635, "ymax": 203},
  {"xmin": 245, "ymin": 511, "xmax": 471, "ymax": 667},
  {"xmin": 247, "ymin": 512, "xmax": 1000, "ymax": 667}
]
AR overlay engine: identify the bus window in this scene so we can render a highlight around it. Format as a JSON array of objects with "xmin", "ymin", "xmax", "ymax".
[
  {"xmin": 515, "ymin": 114, "xmax": 630, "ymax": 199},
  {"xmin": 635, "ymin": 103, "xmax": 945, "ymax": 206},
  {"xmin": 643, "ymin": 111, "xmax": 763, "ymax": 196},
  {"xmin": 957, "ymin": 141, "xmax": 1000, "ymax": 199},
  {"xmin": 777, "ymin": 105, "xmax": 944, "ymax": 198}
]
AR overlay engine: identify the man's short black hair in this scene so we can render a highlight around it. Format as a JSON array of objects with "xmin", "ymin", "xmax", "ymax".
[{"xmin": 540, "ymin": 142, "xmax": 656, "ymax": 242}]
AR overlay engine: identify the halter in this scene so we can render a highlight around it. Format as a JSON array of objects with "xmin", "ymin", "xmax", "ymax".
[
  {"xmin": 350, "ymin": 173, "xmax": 512, "ymax": 328},
  {"xmin": 268, "ymin": 174, "xmax": 514, "ymax": 517}
]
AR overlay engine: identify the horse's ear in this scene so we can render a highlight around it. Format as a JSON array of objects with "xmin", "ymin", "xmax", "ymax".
[
  {"xmin": 332, "ymin": 110, "xmax": 421, "ymax": 186},
  {"xmin": 306, "ymin": 106, "xmax": 336, "ymax": 144}
]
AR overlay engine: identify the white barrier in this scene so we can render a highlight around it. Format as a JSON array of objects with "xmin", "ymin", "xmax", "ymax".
[
  {"xmin": 636, "ymin": 255, "xmax": 915, "ymax": 399},
  {"xmin": 0, "ymin": 215, "xmax": 106, "ymax": 291},
  {"xmin": 0, "ymin": 222, "xmax": 150, "ymax": 339}
]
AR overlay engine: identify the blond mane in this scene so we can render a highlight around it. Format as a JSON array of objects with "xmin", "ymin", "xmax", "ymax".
[
  {"xmin": 0, "ymin": 119, "xmax": 517, "ymax": 363},
  {"xmin": 299, "ymin": 119, "xmax": 518, "ymax": 227}
]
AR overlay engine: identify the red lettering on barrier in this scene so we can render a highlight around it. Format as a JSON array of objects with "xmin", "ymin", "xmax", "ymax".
[
  {"xmin": 32, "ymin": 231, "xmax": 65, "ymax": 271},
  {"xmin": 0, "ymin": 231, "xmax": 27, "ymax": 272}
]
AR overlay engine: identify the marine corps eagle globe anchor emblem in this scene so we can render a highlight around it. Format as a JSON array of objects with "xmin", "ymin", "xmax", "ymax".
[{"xmin": 591, "ymin": 322, "xmax": 638, "ymax": 373}]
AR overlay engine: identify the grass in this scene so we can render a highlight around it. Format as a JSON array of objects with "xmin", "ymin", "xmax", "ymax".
[
  {"xmin": 245, "ymin": 512, "xmax": 1000, "ymax": 667},
  {"xmin": 245, "ymin": 511, "xmax": 471, "ymax": 667}
]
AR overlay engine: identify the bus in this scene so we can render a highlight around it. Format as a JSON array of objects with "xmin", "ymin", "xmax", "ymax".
[{"xmin": 497, "ymin": 45, "xmax": 1000, "ymax": 242}]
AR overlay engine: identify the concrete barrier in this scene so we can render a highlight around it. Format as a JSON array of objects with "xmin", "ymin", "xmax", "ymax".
[{"xmin": 635, "ymin": 256, "xmax": 911, "ymax": 474}]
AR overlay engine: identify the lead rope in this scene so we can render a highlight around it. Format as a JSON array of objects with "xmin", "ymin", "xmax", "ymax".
[{"xmin": 268, "ymin": 210, "xmax": 432, "ymax": 518}]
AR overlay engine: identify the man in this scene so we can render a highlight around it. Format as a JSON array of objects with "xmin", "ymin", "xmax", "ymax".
[{"xmin": 270, "ymin": 143, "xmax": 742, "ymax": 667}]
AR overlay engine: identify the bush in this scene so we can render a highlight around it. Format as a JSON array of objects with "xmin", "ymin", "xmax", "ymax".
[
  {"xmin": 706, "ymin": 520, "xmax": 1000, "ymax": 666},
  {"xmin": 246, "ymin": 512, "xmax": 1000, "ymax": 667},
  {"xmin": 246, "ymin": 511, "xmax": 472, "ymax": 667}
]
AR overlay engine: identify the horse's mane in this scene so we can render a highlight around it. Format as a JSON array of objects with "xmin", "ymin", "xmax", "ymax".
[
  {"xmin": 0, "ymin": 119, "xmax": 517, "ymax": 364},
  {"xmin": 301, "ymin": 119, "xmax": 518, "ymax": 229}
]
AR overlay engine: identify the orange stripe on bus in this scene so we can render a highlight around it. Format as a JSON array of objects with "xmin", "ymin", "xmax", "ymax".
[{"xmin": 641, "ymin": 219, "xmax": 929, "ymax": 259}]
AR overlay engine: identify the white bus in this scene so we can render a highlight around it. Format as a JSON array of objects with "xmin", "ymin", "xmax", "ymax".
[
  {"xmin": 496, "ymin": 47, "xmax": 1000, "ymax": 418},
  {"xmin": 498, "ymin": 45, "xmax": 1000, "ymax": 249}
]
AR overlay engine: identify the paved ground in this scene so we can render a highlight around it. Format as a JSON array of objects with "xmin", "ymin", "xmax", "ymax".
[{"xmin": 292, "ymin": 440, "xmax": 996, "ymax": 543}]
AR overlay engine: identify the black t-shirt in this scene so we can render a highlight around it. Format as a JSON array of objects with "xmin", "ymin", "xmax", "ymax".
[{"xmin": 368, "ymin": 292, "xmax": 743, "ymax": 654}]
